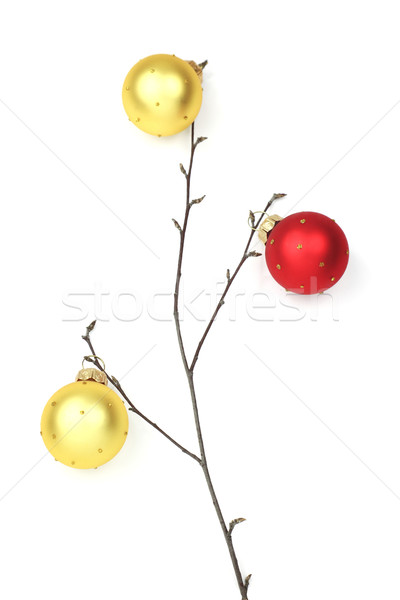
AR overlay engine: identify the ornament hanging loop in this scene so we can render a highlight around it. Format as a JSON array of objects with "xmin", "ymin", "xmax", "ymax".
[
  {"xmin": 82, "ymin": 355, "xmax": 106, "ymax": 371},
  {"xmin": 247, "ymin": 212, "xmax": 283, "ymax": 244},
  {"xmin": 77, "ymin": 356, "xmax": 108, "ymax": 385},
  {"xmin": 247, "ymin": 210, "xmax": 269, "ymax": 231}
]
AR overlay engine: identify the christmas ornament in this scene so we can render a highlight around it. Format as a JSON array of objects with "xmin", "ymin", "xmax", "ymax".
[
  {"xmin": 259, "ymin": 211, "xmax": 349, "ymax": 294},
  {"xmin": 122, "ymin": 54, "xmax": 203, "ymax": 137},
  {"xmin": 40, "ymin": 357, "xmax": 129, "ymax": 469}
]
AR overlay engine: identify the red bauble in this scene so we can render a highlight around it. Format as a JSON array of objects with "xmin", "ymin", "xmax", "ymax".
[{"xmin": 265, "ymin": 211, "xmax": 349, "ymax": 294}]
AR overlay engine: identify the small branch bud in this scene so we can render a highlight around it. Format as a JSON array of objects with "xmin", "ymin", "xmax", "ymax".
[
  {"xmin": 179, "ymin": 163, "xmax": 187, "ymax": 177},
  {"xmin": 111, "ymin": 375, "xmax": 120, "ymax": 386},
  {"xmin": 82, "ymin": 320, "xmax": 97, "ymax": 340},
  {"xmin": 249, "ymin": 210, "xmax": 255, "ymax": 227},
  {"xmin": 247, "ymin": 251, "xmax": 262, "ymax": 258},
  {"xmin": 172, "ymin": 219, "xmax": 182, "ymax": 232},
  {"xmin": 226, "ymin": 269, "xmax": 231, "ymax": 282},
  {"xmin": 245, "ymin": 574, "xmax": 252, "ymax": 589},
  {"xmin": 190, "ymin": 194, "xmax": 206, "ymax": 207},
  {"xmin": 195, "ymin": 136, "xmax": 208, "ymax": 146},
  {"xmin": 198, "ymin": 60, "xmax": 208, "ymax": 70},
  {"xmin": 229, "ymin": 517, "xmax": 246, "ymax": 534},
  {"xmin": 266, "ymin": 192, "xmax": 287, "ymax": 212},
  {"xmin": 87, "ymin": 320, "xmax": 96, "ymax": 333}
]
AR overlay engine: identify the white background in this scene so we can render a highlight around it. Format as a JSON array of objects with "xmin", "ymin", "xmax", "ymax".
[{"xmin": 0, "ymin": 1, "xmax": 399, "ymax": 599}]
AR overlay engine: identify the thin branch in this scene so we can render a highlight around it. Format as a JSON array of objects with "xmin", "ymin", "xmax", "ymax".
[
  {"xmin": 190, "ymin": 192, "xmax": 286, "ymax": 371},
  {"xmin": 173, "ymin": 124, "xmax": 197, "ymax": 373},
  {"xmin": 79, "ymin": 122, "xmax": 282, "ymax": 599},
  {"xmin": 173, "ymin": 123, "xmax": 249, "ymax": 600},
  {"xmin": 81, "ymin": 323, "xmax": 201, "ymax": 464}
]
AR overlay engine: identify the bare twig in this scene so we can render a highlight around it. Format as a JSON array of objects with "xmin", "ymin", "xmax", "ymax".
[
  {"xmin": 81, "ymin": 322, "xmax": 201, "ymax": 464},
  {"xmin": 173, "ymin": 123, "xmax": 255, "ymax": 600},
  {"xmin": 190, "ymin": 192, "xmax": 285, "ymax": 371},
  {"xmin": 79, "ymin": 122, "xmax": 285, "ymax": 599}
]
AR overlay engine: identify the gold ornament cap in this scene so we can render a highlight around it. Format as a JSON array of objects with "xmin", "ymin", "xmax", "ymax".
[
  {"xmin": 75, "ymin": 368, "xmax": 108, "ymax": 386},
  {"xmin": 258, "ymin": 214, "xmax": 283, "ymax": 244},
  {"xmin": 186, "ymin": 60, "xmax": 206, "ymax": 83}
]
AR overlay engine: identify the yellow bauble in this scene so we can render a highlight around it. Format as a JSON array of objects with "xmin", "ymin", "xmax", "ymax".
[
  {"xmin": 122, "ymin": 54, "xmax": 203, "ymax": 137},
  {"xmin": 41, "ymin": 371, "xmax": 129, "ymax": 469}
]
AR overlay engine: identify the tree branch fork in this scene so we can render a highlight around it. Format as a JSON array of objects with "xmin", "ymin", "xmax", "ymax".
[{"xmin": 82, "ymin": 123, "xmax": 285, "ymax": 600}]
